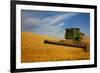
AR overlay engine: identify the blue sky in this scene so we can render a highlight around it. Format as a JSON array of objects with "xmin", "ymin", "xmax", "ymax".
[{"xmin": 21, "ymin": 10, "xmax": 90, "ymax": 39}]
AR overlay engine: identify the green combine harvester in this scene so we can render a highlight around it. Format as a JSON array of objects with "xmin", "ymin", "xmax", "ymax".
[{"xmin": 44, "ymin": 28, "xmax": 89, "ymax": 52}]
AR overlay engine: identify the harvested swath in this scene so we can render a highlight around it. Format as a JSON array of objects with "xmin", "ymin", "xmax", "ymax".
[{"xmin": 44, "ymin": 40, "xmax": 89, "ymax": 52}]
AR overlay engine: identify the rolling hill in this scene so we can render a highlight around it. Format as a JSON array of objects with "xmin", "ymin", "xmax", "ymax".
[{"xmin": 21, "ymin": 32, "xmax": 90, "ymax": 63}]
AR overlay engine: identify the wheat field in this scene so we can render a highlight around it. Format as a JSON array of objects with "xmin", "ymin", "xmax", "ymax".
[{"xmin": 21, "ymin": 32, "xmax": 90, "ymax": 63}]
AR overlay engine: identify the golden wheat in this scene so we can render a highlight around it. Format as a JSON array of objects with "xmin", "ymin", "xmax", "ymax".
[{"xmin": 21, "ymin": 32, "xmax": 90, "ymax": 63}]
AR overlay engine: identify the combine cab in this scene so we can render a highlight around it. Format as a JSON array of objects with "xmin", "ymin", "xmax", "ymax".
[{"xmin": 65, "ymin": 28, "xmax": 84, "ymax": 41}]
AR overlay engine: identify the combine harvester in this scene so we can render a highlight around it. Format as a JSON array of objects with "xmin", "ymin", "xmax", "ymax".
[{"xmin": 44, "ymin": 28, "xmax": 89, "ymax": 52}]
